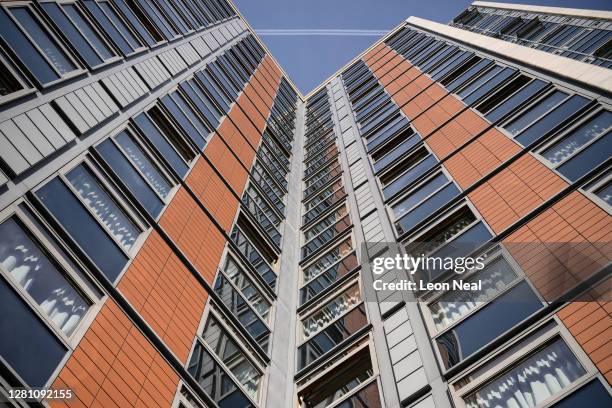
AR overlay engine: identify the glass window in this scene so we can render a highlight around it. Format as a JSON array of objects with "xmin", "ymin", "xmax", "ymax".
[
  {"xmin": 372, "ymin": 130, "xmax": 420, "ymax": 174},
  {"xmin": 380, "ymin": 146, "xmax": 437, "ymax": 198},
  {"xmin": 187, "ymin": 342, "xmax": 252, "ymax": 407},
  {"xmin": 297, "ymin": 302, "xmax": 367, "ymax": 369},
  {"xmin": 502, "ymin": 90, "xmax": 568, "ymax": 136},
  {"xmin": 114, "ymin": 0, "xmax": 162, "ymax": 46},
  {"xmin": 230, "ymin": 225, "xmax": 277, "ymax": 289},
  {"xmin": 195, "ymin": 71, "xmax": 230, "ymax": 113},
  {"xmin": 154, "ymin": 0, "xmax": 191, "ymax": 34},
  {"xmin": 160, "ymin": 91, "xmax": 210, "ymax": 150},
  {"xmin": 551, "ymin": 380, "xmax": 612, "ymax": 408},
  {"xmin": 584, "ymin": 170, "xmax": 612, "ymax": 207},
  {"xmin": 298, "ymin": 348, "xmax": 378, "ymax": 408},
  {"xmin": 300, "ymin": 249, "xmax": 358, "ymax": 305},
  {"xmin": 0, "ymin": 217, "xmax": 90, "ymax": 336},
  {"xmin": 515, "ymin": 94, "xmax": 591, "ymax": 147},
  {"xmin": 47, "ymin": 2, "xmax": 116, "ymax": 69},
  {"xmin": 223, "ymin": 256, "xmax": 271, "ymax": 322},
  {"xmin": 302, "ymin": 284, "xmax": 361, "ymax": 339},
  {"xmin": 10, "ymin": 6, "xmax": 77, "ymax": 76},
  {"xmin": 37, "ymin": 175, "xmax": 130, "ymax": 282},
  {"xmin": 134, "ymin": 109, "xmax": 194, "ymax": 178},
  {"xmin": 429, "ymin": 255, "xmax": 519, "ymax": 331},
  {"xmin": 133, "ymin": 0, "xmax": 178, "ymax": 41},
  {"xmin": 201, "ymin": 316, "xmax": 263, "ymax": 403},
  {"xmin": 542, "ymin": 110, "xmax": 612, "ymax": 181},
  {"xmin": 445, "ymin": 57, "xmax": 492, "ymax": 92},
  {"xmin": 83, "ymin": 0, "xmax": 143, "ymax": 55},
  {"xmin": 96, "ymin": 131, "xmax": 171, "ymax": 217},
  {"xmin": 0, "ymin": 57, "xmax": 26, "ymax": 99},
  {"xmin": 180, "ymin": 79, "xmax": 223, "ymax": 129},
  {"xmin": 462, "ymin": 337, "xmax": 585, "ymax": 407},
  {"xmin": 0, "ymin": 8, "xmax": 60, "ymax": 84},
  {"xmin": 0, "ymin": 277, "xmax": 67, "ymax": 387},
  {"xmin": 393, "ymin": 177, "xmax": 459, "ymax": 236},
  {"xmin": 480, "ymin": 78, "xmax": 548, "ymax": 122},
  {"xmin": 436, "ymin": 280, "xmax": 542, "ymax": 369},
  {"xmin": 393, "ymin": 173, "xmax": 449, "ymax": 219},
  {"xmin": 66, "ymin": 164, "xmax": 142, "ymax": 252},
  {"xmin": 460, "ymin": 67, "xmax": 516, "ymax": 106}
]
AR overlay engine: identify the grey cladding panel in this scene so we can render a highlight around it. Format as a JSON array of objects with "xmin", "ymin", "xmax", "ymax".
[
  {"xmin": 349, "ymin": 160, "xmax": 367, "ymax": 189},
  {"xmin": 411, "ymin": 396, "xmax": 435, "ymax": 408},
  {"xmin": 176, "ymin": 43, "xmax": 200, "ymax": 66},
  {"xmin": 355, "ymin": 183, "xmax": 376, "ymax": 217},
  {"xmin": 204, "ymin": 32, "xmax": 220, "ymax": 49},
  {"xmin": 159, "ymin": 49, "xmax": 187, "ymax": 76},
  {"xmin": 190, "ymin": 37, "xmax": 211, "ymax": 57},
  {"xmin": 342, "ymin": 127, "xmax": 356, "ymax": 147},
  {"xmin": 0, "ymin": 104, "xmax": 75, "ymax": 176},
  {"xmin": 134, "ymin": 57, "xmax": 171, "ymax": 89},
  {"xmin": 398, "ymin": 368, "xmax": 428, "ymax": 401},
  {"xmin": 54, "ymin": 83, "xmax": 119, "ymax": 134},
  {"xmin": 383, "ymin": 307, "xmax": 427, "ymax": 403},
  {"xmin": 102, "ymin": 67, "xmax": 148, "ymax": 108},
  {"xmin": 345, "ymin": 142, "xmax": 360, "ymax": 165}
]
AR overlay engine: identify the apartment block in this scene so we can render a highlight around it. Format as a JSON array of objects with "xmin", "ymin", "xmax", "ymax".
[{"xmin": 0, "ymin": 1, "xmax": 609, "ymax": 408}]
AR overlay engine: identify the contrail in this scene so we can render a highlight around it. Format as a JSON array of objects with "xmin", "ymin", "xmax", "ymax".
[{"xmin": 254, "ymin": 29, "xmax": 387, "ymax": 36}]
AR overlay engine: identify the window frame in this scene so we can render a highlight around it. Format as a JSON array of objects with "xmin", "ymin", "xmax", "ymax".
[
  {"xmin": 94, "ymin": 124, "xmax": 179, "ymax": 220},
  {"xmin": 189, "ymin": 308, "xmax": 266, "ymax": 406},
  {"xmin": 82, "ymin": 0, "xmax": 148, "ymax": 57},
  {"xmin": 54, "ymin": 157, "xmax": 150, "ymax": 260},
  {"xmin": 297, "ymin": 278, "xmax": 365, "ymax": 346},
  {"xmin": 387, "ymin": 166, "xmax": 459, "ymax": 223},
  {"xmin": 0, "ymin": 200, "xmax": 103, "ymax": 351},
  {"xmin": 219, "ymin": 250, "xmax": 274, "ymax": 324},
  {"xmin": 134, "ymin": 102, "xmax": 199, "ymax": 177},
  {"xmin": 421, "ymin": 246, "xmax": 530, "ymax": 336},
  {"xmin": 300, "ymin": 234, "xmax": 356, "ymax": 289},
  {"xmin": 1, "ymin": 1, "xmax": 86, "ymax": 88},
  {"xmin": 449, "ymin": 318, "xmax": 601, "ymax": 408},
  {"xmin": 399, "ymin": 201, "xmax": 494, "ymax": 283},
  {"xmin": 296, "ymin": 336, "xmax": 381, "ymax": 408},
  {"xmin": 40, "ymin": 0, "xmax": 121, "ymax": 70},
  {"xmin": 0, "ymin": 50, "xmax": 34, "ymax": 104},
  {"xmin": 581, "ymin": 166, "xmax": 612, "ymax": 214},
  {"xmin": 534, "ymin": 105, "xmax": 611, "ymax": 182}
]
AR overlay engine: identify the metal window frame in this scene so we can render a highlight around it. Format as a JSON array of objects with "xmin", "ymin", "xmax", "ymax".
[
  {"xmin": 190, "ymin": 307, "xmax": 266, "ymax": 406},
  {"xmin": 39, "ymin": 0, "xmax": 122, "ymax": 70},
  {"xmin": 449, "ymin": 317, "xmax": 602, "ymax": 408},
  {"xmin": 298, "ymin": 278, "xmax": 364, "ymax": 345},
  {"xmin": 84, "ymin": 0, "xmax": 148, "ymax": 57},
  {"xmin": 1, "ymin": 1, "xmax": 86, "ymax": 88},
  {"xmin": 0, "ymin": 200, "xmax": 103, "ymax": 350}
]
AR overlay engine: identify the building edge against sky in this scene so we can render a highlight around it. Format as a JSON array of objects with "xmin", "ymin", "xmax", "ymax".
[{"xmin": 0, "ymin": 2, "xmax": 609, "ymax": 408}]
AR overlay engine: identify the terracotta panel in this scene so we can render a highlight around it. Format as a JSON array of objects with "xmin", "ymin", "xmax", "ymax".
[
  {"xmin": 216, "ymin": 117, "xmax": 257, "ymax": 168},
  {"xmin": 204, "ymin": 134, "xmax": 249, "ymax": 195},
  {"xmin": 117, "ymin": 231, "xmax": 208, "ymax": 362},
  {"xmin": 186, "ymin": 157, "xmax": 239, "ymax": 232},
  {"xmin": 469, "ymin": 154, "xmax": 567, "ymax": 233},
  {"xmin": 444, "ymin": 129, "xmax": 521, "ymax": 188},
  {"xmin": 230, "ymin": 102, "xmax": 264, "ymax": 149},
  {"xmin": 159, "ymin": 187, "xmax": 226, "ymax": 283},
  {"xmin": 50, "ymin": 301, "xmax": 179, "ymax": 408}
]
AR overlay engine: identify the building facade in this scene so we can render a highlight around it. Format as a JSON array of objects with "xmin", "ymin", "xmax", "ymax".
[{"xmin": 0, "ymin": 1, "xmax": 609, "ymax": 408}]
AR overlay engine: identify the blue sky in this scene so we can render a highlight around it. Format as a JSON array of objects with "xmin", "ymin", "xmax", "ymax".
[{"xmin": 232, "ymin": 0, "xmax": 612, "ymax": 94}]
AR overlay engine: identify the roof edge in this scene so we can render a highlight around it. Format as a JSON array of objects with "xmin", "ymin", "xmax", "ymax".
[
  {"xmin": 472, "ymin": 1, "xmax": 612, "ymax": 20},
  {"xmin": 408, "ymin": 16, "xmax": 612, "ymax": 95}
]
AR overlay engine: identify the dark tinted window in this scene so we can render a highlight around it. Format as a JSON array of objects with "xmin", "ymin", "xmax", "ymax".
[{"xmin": 0, "ymin": 278, "xmax": 67, "ymax": 387}]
